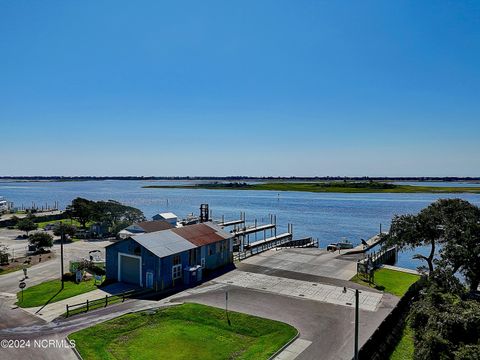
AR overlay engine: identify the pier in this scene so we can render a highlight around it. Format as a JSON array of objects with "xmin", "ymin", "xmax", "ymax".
[
  {"xmin": 234, "ymin": 232, "xmax": 292, "ymax": 260},
  {"xmin": 233, "ymin": 223, "xmax": 276, "ymax": 237},
  {"xmin": 357, "ymin": 245, "xmax": 397, "ymax": 276},
  {"xmin": 277, "ymin": 237, "xmax": 319, "ymax": 249},
  {"xmin": 216, "ymin": 212, "xmax": 246, "ymax": 228},
  {"xmin": 343, "ymin": 233, "xmax": 387, "ymax": 255}
]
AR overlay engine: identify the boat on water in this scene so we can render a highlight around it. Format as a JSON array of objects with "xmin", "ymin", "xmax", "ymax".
[
  {"xmin": 0, "ymin": 197, "xmax": 11, "ymax": 214},
  {"xmin": 327, "ymin": 238, "xmax": 354, "ymax": 251}
]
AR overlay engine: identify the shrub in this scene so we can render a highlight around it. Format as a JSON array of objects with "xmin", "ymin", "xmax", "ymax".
[{"xmin": 29, "ymin": 232, "xmax": 53, "ymax": 250}]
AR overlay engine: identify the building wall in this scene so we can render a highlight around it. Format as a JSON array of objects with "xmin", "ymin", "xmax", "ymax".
[
  {"xmin": 106, "ymin": 237, "xmax": 233, "ymax": 289},
  {"xmin": 201, "ymin": 238, "xmax": 233, "ymax": 271},
  {"xmin": 156, "ymin": 250, "xmax": 190, "ymax": 290},
  {"xmin": 106, "ymin": 238, "xmax": 157, "ymax": 286}
]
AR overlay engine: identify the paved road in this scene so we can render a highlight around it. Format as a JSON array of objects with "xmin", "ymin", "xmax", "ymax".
[
  {"xmin": 175, "ymin": 283, "xmax": 398, "ymax": 360},
  {"xmin": 0, "ymin": 239, "xmax": 112, "ymax": 294},
  {"xmin": 0, "ymin": 243, "xmax": 399, "ymax": 360}
]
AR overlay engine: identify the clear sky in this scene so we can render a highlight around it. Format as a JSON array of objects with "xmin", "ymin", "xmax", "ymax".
[{"xmin": 1, "ymin": 1, "xmax": 479, "ymax": 177}]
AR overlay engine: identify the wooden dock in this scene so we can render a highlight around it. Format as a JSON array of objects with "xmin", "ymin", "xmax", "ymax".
[
  {"xmin": 343, "ymin": 233, "xmax": 386, "ymax": 255},
  {"xmin": 277, "ymin": 237, "xmax": 318, "ymax": 249},
  {"xmin": 233, "ymin": 223, "xmax": 276, "ymax": 237},
  {"xmin": 234, "ymin": 232, "xmax": 293, "ymax": 260},
  {"xmin": 219, "ymin": 219, "xmax": 245, "ymax": 227},
  {"xmin": 357, "ymin": 246, "xmax": 397, "ymax": 275}
]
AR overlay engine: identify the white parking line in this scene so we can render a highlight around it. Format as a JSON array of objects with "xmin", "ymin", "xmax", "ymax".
[{"xmin": 215, "ymin": 271, "xmax": 383, "ymax": 311}]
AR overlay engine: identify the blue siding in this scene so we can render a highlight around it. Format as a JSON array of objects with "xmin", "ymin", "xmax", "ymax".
[{"xmin": 106, "ymin": 237, "xmax": 233, "ymax": 290}]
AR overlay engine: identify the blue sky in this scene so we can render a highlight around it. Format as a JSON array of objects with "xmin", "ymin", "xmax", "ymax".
[{"xmin": 1, "ymin": 1, "xmax": 479, "ymax": 176}]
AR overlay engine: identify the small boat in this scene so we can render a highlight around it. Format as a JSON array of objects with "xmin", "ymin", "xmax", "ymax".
[
  {"xmin": 0, "ymin": 197, "xmax": 11, "ymax": 214},
  {"xmin": 327, "ymin": 238, "xmax": 354, "ymax": 251}
]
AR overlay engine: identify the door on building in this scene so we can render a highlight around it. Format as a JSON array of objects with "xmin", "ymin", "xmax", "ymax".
[
  {"xmin": 146, "ymin": 272, "xmax": 153, "ymax": 288},
  {"xmin": 119, "ymin": 254, "xmax": 141, "ymax": 286}
]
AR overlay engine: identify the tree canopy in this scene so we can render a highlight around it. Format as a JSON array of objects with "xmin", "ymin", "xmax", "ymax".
[
  {"xmin": 66, "ymin": 198, "xmax": 94, "ymax": 228},
  {"xmin": 16, "ymin": 218, "xmax": 38, "ymax": 236},
  {"xmin": 53, "ymin": 223, "xmax": 77, "ymax": 239},
  {"xmin": 29, "ymin": 232, "xmax": 53, "ymax": 250},
  {"xmin": 66, "ymin": 197, "xmax": 145, "ymax": 235},
  {"xmin": 386, "ymin": 198, "xmax": 480, "ymax": 290},
  {"xmin": 408, "ymin": 268, "xmax": 480, "ymax": 360}
]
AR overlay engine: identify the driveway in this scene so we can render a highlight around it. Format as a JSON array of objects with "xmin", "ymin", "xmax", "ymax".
[{"xmin": 174, "ymin": 278, "xmax": 398, "ymax": 360}]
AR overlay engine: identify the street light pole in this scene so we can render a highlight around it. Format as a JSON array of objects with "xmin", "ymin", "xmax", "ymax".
[
  {"xmin": 354, "ymin": 289, "xmax": 359, "ymax": 360},
  {"xmin": 60, "ymin": 227, "xmax": 64, "ymax": 290},
  {"xmin": 343, "ymin": 287, "xmax": 360, "ymax": 360}
]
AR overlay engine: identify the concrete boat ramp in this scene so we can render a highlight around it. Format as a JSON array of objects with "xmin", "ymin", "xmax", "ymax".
[{"xmin": 177, "ymin": 247, "xmax": 399, "ymax": 360}]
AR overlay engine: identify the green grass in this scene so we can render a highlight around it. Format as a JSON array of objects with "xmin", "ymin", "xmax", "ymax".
[
  {"xmin": 390, "ymin": 323, "xmax": 414, "ymax": 360},
  {"xmin": 0, "ymin": 264, "xmax": 26, "ymax": 275},
  {"xmin": 143, "ymin": 181, "xmax": 480, "ymax": 194},
  {"xmin": 350, "ymin": 268, "xmax": 420, "ymax": 297},
  {"xmin": 35, "ymin": 218, "xmax": 85, "ymax": 229},
  {"xmin": 16, "ymin": 279, "xmax": 99, "ymax": 308},
  {"xmin": 69, "ymin": 303, "xmax": 297, "ymax": 360}
]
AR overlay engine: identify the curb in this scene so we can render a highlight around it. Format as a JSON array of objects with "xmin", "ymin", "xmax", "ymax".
[
  {"xmin": 268, "ymin": 330, "xmax": 300, "ymax": 360},
  {"xmin": 66, "ymin": 335, "xmax": 83, "ymax": 360}
]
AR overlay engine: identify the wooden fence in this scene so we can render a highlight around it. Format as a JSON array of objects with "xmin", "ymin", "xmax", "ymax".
[{"xmin": 65, "ymin": 289, "xmax": 149, "ymax": 317}]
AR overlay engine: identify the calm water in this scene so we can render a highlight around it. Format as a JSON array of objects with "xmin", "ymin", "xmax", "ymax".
[{"xmin": 1, "ymin": 180, "xmax": 479, "ymax": 270}]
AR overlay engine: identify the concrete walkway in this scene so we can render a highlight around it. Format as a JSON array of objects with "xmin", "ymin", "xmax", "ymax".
[
  {"xmin": 215, "ymin": 271, "xmax": 383, "ymax": 311},
  {"xmin": 382, "ymin": 264, "xmax": 421, "ymax": 275},
  {"xmin": 273, "ymin": 339, "xmax": 312, "ymax": 360},
  {"xmin": 241, "ymin": 248, "xmax": 358, "ymax": 280},
  {"xmin": 22, "ymin": 283, "xmax": 139, "ymax": 322}
]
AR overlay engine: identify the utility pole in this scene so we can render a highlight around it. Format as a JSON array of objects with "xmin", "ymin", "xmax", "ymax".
[
  {"xmin": 354, "ymin": 289, "xmax": 359, "ymax": 360},
  {"xmin": 60, "ymin": 226, "xmax": 65, "ymax": 290},
  {"xmin": 343, "ymin": 287, "xmax": 360, "ymax": 360}
]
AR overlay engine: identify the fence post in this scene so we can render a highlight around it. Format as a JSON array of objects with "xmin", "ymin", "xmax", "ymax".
[
  {"xmin": 86, "ymin": 299, "xmax": 89, "ymax": 312},
  {"xmin": 66, "ymin": 304, "xmax": 69, "ymax": 318}
]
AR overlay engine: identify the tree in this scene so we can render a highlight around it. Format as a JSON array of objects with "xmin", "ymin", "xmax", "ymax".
[
  {"xmin": 0, "ymin": 243, "xmax": 9, "ymax": 264},
  {"xmin": 409, "ymin": 278, "xmax": 480, "ymax": 360},
  {"xmin": 16, "ymin": 218, "xmax": 38, "ymax": 236},
  {"xmin": 9, "ymin": 215, "xmax": 20, "ymax": 226},
  {"xmin": 66, "ymin": 198, "xmax": 94, "ymax": 228},
  {"xmin": 91, "ymin": 200, "xmax": 145, "ymax": 230},
  {"xmin": 29, "ymin": 232, "xmax": 53, "ymax": 250},
  {"xmin": 439, "ymin": 201, "xmax": 480, "ymax": 292},
  {"xmin": 53, "ymin": 223, "xmax": 77, "ymax": 239},
  {"xmin": 386, "ymin": 210, "xmax": 443, "ymax": 275},
  {"xmin": 385, "ymin": 198, "xmax": 479, "ymax": 277}
]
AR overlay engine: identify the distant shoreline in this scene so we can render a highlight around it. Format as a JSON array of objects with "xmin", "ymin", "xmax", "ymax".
[
  {"xmin": 142, "ymin": 181, "xmax": 480, "ymax": 194},
  {"xmin": 1, "ymin": 176, "xmax": 480, "ymax": 184}
]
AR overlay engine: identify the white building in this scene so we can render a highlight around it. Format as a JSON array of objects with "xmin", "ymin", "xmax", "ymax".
[{"xmin": 152, "ymin": 212, "xmax": 178, "ymax": 226}]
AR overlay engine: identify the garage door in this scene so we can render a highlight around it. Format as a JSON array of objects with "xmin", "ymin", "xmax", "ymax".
[{"xmin": 120, "ymin": 254, "xmax": 141, "ymax": 285}]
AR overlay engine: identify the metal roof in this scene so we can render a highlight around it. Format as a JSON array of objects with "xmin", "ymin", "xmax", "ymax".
[
  {"xmin": 172, "ymin": 222, "xmax": 232, "ymax": 247},
  {"xmin": 131, "ymin": 231, "xmax": 196, "ymax": 258},
  {"xmin": 154, "ymin": 212, "xmax": 177, "ymax": 219},
  {"xmin": 110, "ymin": 221, "xmax": 231, "ymax": 259}
]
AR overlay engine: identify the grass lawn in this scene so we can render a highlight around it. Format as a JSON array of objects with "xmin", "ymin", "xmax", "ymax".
[
  {"xmin": 143, "ymin": 181, "xmax": 480, "ymax": 194},
  {"xmin": 16, "ymin": 278, "xmax": 99, "ymax": 308},
  {"xmin": 0, "ymin": 264, "xmax": 26, "ymax": 275},
  {"xmin": 350, "ymin": 268, "xmax": 420, "ymax": 297},
  {"xmin": 35, "ymin": 218, "xmax": 84, "ymax": 229},
  {"xmin": 69, "ymin": 303, "xmax": 297, "ymax": 360},
  {"xmin": 390, "ymin": 323, "xmax": 414, "ymax": 360}
]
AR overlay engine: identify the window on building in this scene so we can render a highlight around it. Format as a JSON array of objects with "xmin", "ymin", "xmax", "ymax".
[
  {"xmin": 209, "ymin": 244, "xmax": 215, "ymax": 256},
  {"xmin": 172, "ymin": 264, "xmax": 182, "ymax": 280}
]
